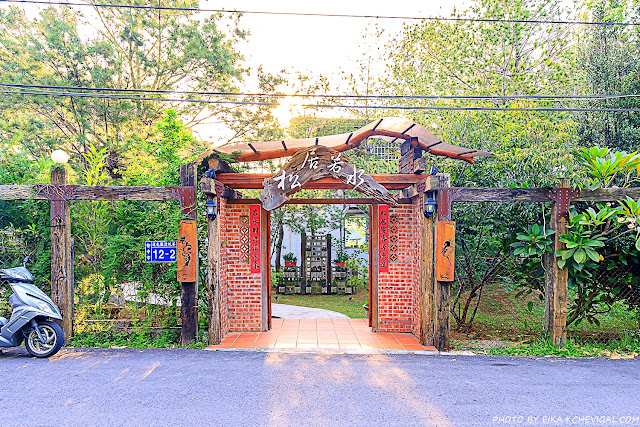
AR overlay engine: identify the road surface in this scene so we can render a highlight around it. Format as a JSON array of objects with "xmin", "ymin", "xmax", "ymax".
[{"xmin": 0, "ymin": 347, "xmax": 638, "ymax": 426}]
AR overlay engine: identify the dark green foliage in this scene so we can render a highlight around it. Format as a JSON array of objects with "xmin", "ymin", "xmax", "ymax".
[
  {"xmin": 487, "ymin": 334, "xmax": 640, "ymax": 357},
  {"xmin": 511, "ymin": 146, "xmax": 640, "ymax": 327},
  {"xmin": 101, "ymin": 201, "xmax": 182, "ymax": 297},
  {"xmin": 576, "ymin": 2, "xmax": 640, "ymax": 151},
  {"xmin": 68, "ymin": 328, "xmax": 207, "ymax": 349},
  {"xmin": 511, "ymin": 224, "xmax": 555, "ymax": 258},
  {"xmin": 452, "ymin": 202, "xmax": 546, "ymax": 331},
  {"xmin": 0, "ymin": 196, "xmax": 51, "ymax": 290},
  {"xmin": 0, "ymin": 2, "xmax": 244, "ymax": 173}
]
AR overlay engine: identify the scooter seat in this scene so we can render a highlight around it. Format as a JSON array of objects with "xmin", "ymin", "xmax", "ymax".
[{"xmin": 0, "ymin": 317, "xmax": 7, "ymax": 327}]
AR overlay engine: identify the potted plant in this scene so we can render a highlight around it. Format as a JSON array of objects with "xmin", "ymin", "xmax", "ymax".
[
  {"xmin": 363, "ymin": 299, "xmax": 369, "ymax": 318},
  {"xmin": 283, "ymin": 252, "xmax": 297, "ymax": 267},
  {"xmin": 335, "ymin": 251, "xmax": 348, "ymax": 268}
]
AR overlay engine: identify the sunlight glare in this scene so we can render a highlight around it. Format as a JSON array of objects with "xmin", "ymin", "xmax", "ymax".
[{"xmin": 273, "ymin": 97, "xmax": 304, "ymax": 127}]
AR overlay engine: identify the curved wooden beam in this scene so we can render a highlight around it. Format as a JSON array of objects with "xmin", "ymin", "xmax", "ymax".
[{"xmin": 207, "ymin": 117, "xmax": 492, "ymax": 164}]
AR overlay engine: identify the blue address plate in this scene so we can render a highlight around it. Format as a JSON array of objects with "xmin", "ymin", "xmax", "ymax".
[{"xmin": 145, "ymin": 241, "xmax": 177, "ymax": 263}]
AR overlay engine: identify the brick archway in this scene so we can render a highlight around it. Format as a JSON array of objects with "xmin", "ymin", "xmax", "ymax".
[
  {"xmin": 201, "ymin": 117, "xmax": 491, "ymax": 349},
  {"xmin": 209, "ymin": 197, "xmax": 423, "ymax": 338}
]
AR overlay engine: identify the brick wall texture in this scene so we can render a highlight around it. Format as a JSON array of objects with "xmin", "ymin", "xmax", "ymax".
[
  {"xmin": 376, "ymin": 203, "xmax": 422, "ymax": 334},
  {"xmin": 218, "ymin": 201, "xmax": 263, "ymax": 334}
]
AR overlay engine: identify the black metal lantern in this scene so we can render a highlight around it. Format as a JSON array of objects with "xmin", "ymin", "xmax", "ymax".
[
  {"xmin": 205, "ymin": 197, "xmax": 217, "ymax": 221},
  {"xmin": 424, "ymin": 191, "xmax": 437, "ymax": 218}
]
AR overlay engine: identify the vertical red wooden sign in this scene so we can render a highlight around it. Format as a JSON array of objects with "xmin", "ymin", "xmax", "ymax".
[
  {"xmin": 379, "ymin": 205, "xmax": 390, "ymax": 273},
  {"xmin": 249, "ymin": 205, "xmax": 261, "ymax": 273}
]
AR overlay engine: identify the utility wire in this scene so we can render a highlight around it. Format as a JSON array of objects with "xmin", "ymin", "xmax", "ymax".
[
  {"xmin": 1, "ymin": 0, "xmax": 639, "ymax": 27},
  {"xmin": 2, "ymin": 83, "xmax": 640, "ymax": 101},
  {"xmin": 0, "ymin": 89, "xmax": 276, "ymax": 105},
  {"xmin": 3, "ymin": 88, "xmax": 640, "ymax": 112},
  {"xmin": 305, "ymin": 103, "xmax": 640, "ymax": 112}
]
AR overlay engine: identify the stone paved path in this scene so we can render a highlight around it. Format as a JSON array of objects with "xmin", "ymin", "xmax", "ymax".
[{"xmin": 271, "ymin": 303, "xmax": 349, "ymax": 319}]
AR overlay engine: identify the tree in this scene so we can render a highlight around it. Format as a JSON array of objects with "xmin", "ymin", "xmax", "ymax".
[
  {"xmin": 360, "ymin": 0, "xmax": 585, "ymax": 331},
  {"xmin": 376, "ymin": 0, "xmax": 580, "ymax": 187},
  {"xmin": 512, "ymin": 146, "xmax": 640, "ymax": 327},
  {"xmin": 575, "ymin": 0, "xmax": 640, "ymax": 152},
  {"xmin": 0, "ymin": 1, "xmax": 245, "ymax": 176}
]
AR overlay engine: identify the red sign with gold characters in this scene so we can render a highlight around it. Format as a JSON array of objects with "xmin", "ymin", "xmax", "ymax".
[
  {"xmin": 249, "ymin": 205, "xmax": 261, "ymax": 273},
  {"xmin": 378, "ymin": 205, "xmax": 390, "ymax": 273}
]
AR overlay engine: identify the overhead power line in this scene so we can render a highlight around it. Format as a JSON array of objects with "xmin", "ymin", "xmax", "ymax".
[
  {"xmin": 1, "ymin": 0, "xmax": 639, "ymax": 27},
  {"xmin": 0, "ymin": 89, "xmax": 276, "ymax": 105},
  {"xmin": 305, "ymin": 103, "xmax": 640, "ymax": 113},
  {"xmin": 3, "ymin": 88, "xmax": 640, "ymax": 113},
  {"xmin": 2, "ymin": 83, "xmax": 640, "ymax": 102}
]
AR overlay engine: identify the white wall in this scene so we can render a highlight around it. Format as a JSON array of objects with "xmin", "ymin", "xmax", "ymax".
[{"xmin": 274, "ymin": 218, "xmax": 367, "ymax": 266}]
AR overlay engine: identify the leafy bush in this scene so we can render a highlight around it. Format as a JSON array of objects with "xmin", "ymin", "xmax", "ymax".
[{"xmin": 512, "ymin": 146, "xmax": 640, "ymax": 326}]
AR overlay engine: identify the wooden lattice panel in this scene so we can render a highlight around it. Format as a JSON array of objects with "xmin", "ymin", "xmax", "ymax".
[
  {"xmin": 389, "ymin": 214, "xmax": 399, "ymax": 262},
  {"xmin": 240, "ymin": 215, "xmax": 249, "ymax": 264}
]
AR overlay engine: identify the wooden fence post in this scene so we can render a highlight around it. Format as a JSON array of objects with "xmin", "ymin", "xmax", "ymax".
[
  {"xmin": 206, "ymin": 193, "xmax": 221, "ymax": 345},
  {"xmin": 178, "ymin": 164, "xmax": 198, "ymax": 345},
  {"xmin": 433, "ymin": 174, "xmax": 452, "ymax": 351},
  {"xmin": 369, "ymin": 205, "xmax": 379, "ymax": 331},
  {"xmin": 545, "ymin": 178, "xmax": 578, "ymax": 346},
  {"xmin": 419, "ymin": 177, "xmax": 437, "ymax": 346},
  {"xmin": 326, "ymin": 234, "xmax": 332, "ymax": 294},
  {"xmin": 50, "ymin": 166, "xmax": 73, "ymax": 338},
  {"xmin": 260, "ymin": 207, "xmax": 271, "ymax": 331}
]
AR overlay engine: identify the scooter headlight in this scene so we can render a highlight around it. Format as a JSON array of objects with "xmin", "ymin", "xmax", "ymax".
[{"xmin": 35, "ymin": 300, "xmax": 54, "ymax": 314}]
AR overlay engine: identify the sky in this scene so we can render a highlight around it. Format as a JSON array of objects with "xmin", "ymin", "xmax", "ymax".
[
  {"xmin": 196, "ymin": 0, "xmax": 465, "ymax": 142},
  {"xmin": 204, "ymin": 0, "xmax": 463, "ymax": 78}
]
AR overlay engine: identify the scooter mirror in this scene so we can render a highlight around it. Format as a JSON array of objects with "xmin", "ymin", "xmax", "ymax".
[{"xmin": 22, "ymin": 255, "xmax": 30, "ymax": 267}]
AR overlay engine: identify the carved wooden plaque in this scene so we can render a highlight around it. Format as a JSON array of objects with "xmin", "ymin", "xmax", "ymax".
[
  {"xmin": 177, "ymin": 219, "xmax": 197, "ymax": 282},
  {"xmin": 259, "ymin": 146, "xmax": 398, "ymax": 211},
  {"xmin": 436, "ymin": 221, "xmax": 455, "ymax": 282}
]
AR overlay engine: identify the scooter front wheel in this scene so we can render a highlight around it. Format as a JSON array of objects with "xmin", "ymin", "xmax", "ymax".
[{"xmin": 24, "ymin": 320, "xmax": 64, "ymax": 358}]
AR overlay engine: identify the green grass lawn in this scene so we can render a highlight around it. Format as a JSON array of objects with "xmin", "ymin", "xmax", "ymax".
[
  {"xmin": 272, "ymin": 291, "xmax": 368, "ymax": 318},
  {"xmin": 450, "ymin": 280, "xmax": 640, "ymax": 356},
  {"xmin": 453, "ymin": 281, "xmax": 639, "ymax": 340}
]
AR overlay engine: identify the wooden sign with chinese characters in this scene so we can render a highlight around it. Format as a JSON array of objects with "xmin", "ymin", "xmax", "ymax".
[
  {"xmin": 436, "ymin": 221, "xmax": 456, "ymax": 281},
  {"xmin": 378, "ymin": 205, "xmax": 390, "ymax": 273},
  {"xmin": 249, "ymin": 205, "xmax": 261, "ymax": 273},
  {"xmin": 259, "ymin": 146, "xmax": 398, "ymax": 211},
  {"xmin": 177, "ymin": 219, "xmax": 197, "ymax": 282}
]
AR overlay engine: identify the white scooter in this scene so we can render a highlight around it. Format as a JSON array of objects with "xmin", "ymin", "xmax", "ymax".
[{"xmin": 0, "ymin": 256, "xmax": 64, "ymax": 357}]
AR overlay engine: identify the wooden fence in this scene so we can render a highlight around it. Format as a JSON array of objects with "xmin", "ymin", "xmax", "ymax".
[
  {"xmin": 0, "ymin": 165, "xmax": 199, "ymax": 345},
  {"xmin": 2, "ymin": 166, "xmax": 639, "ymax": 349}
]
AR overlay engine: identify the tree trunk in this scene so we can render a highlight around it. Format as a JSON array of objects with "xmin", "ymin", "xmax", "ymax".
[{"xmin": 274, "ymin": 221, "xmax": 284, "ymax": 272}]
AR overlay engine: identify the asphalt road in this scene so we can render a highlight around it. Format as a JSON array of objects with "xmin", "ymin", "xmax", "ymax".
[{"xmin": 0, "ymin": 347, "xmax": 638, "ymax": 427}]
